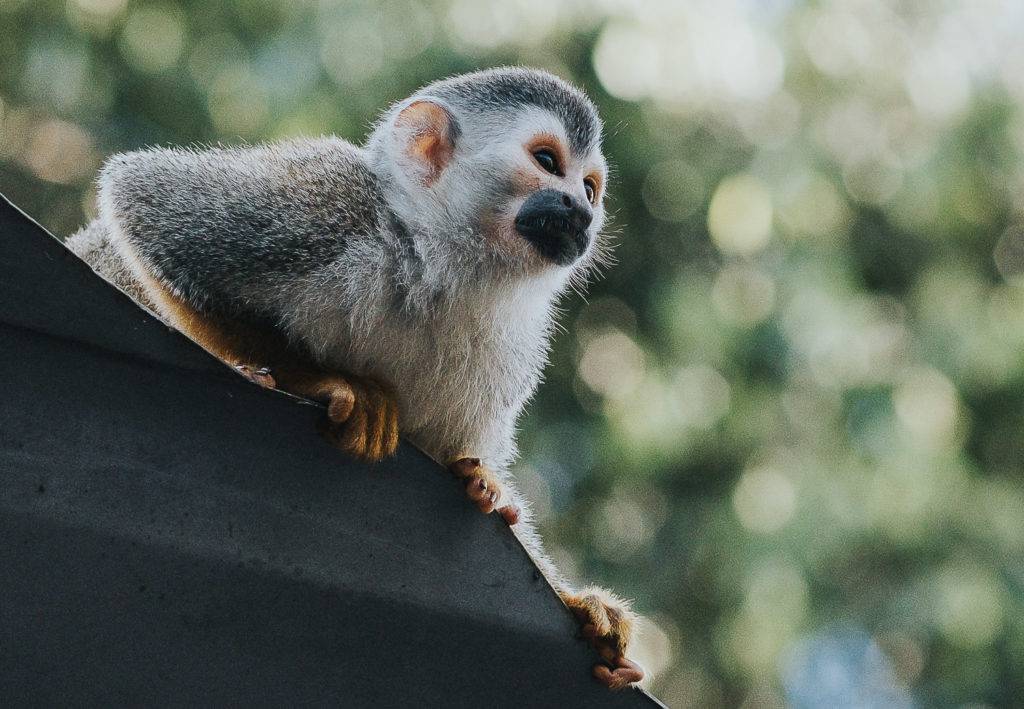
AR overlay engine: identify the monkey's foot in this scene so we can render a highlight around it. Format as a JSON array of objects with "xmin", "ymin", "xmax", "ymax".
[
  {"xmin": 562, "ymin": 586, "xmax": 644, "ymax": 690},
  {"xmin": 314, "ymin": 375, "xmax": 399, "ymax": 463},
  {"xmin": 235, "ymin": 364, "xmax": 276, "ymax": 389},
  {"xmin": 448, "ymin": 457, "xmax": 520, "ymax": 525}
]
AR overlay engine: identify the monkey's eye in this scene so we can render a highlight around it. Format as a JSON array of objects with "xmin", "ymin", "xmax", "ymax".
[
  {"xmin": 584, "ymin": 179, "xmax": 597, "ymax": 205},
  {"xmin": 533, "ymin": 149, "xmax": 559, "ymax": 175}
]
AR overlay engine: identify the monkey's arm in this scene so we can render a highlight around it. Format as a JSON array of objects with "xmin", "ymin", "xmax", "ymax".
[{"xmin": 95, "ymin": 140, "xmax": 399, "ymax": 461}]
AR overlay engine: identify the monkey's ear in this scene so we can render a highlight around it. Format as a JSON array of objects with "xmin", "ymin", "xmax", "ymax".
[{"xmin": 392, "ymin": 100, "xmax": 458, "ymax": 186}]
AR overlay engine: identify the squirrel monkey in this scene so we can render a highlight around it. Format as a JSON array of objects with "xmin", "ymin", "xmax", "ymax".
[{"xmin": 67, "ymin": 67, "xmax": 644, "ymax": 689}]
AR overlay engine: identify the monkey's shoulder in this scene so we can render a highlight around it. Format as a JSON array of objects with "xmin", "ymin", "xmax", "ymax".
[{"xmin": 98, "ymin": 137, "xmax": 390, "ymax": 314}]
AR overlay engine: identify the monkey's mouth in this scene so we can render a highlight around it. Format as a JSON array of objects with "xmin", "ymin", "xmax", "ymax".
[
  {"xmin": 514, "ymin": 189, "xmax": 593, "ymax": 266},
  {"xmin": 515, "ymin": 216, "xmax": 590, "ymax": 266}
]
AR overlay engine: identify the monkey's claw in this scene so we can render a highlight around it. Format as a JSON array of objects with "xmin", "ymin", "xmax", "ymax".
[
  {"xmin": 449, "ymin": 457, "xmax": 520, "ymax": 524},
  {"xmin": 235, "ymin": 364, "xmax": 276, "ymax": 389},
  {"xmin": 316, "ymin": 375, "xmax": 399, "ymax": 462},
  {"xmin": 593, "ymin": 657, "xmax": 644, "ymax": 691},
  {"xmin": 562, "ymin": 586, "xmax": 643, "ymax": 690}
]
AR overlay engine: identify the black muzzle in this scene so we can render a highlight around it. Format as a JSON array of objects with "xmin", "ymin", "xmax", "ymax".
[{"xmin": 514, "ymin": 189, "xmax": 593, "ymax": 266}]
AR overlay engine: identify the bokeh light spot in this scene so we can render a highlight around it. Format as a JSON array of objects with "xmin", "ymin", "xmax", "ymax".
[
  {"xmin": 841, "ymin": 159, "xmax": 904, "ymax": 206},
  {"xmin": 784, "ymin": 627, "xmax": 915, "ymax": 709},
  {"xmin": 319, "ymin": 12, "xmax": 384, "ymax": 87},
  {"xmin": 993, "ymin": 224, "xmax": 1024, "ymax": 280},
  {"xmin": 733, "ymin": 466, "xmax": 797, "ymax": 534},
  {"xmin": 22, "ymin": 119, "xmax": 98, "ymax": 185},
  {"xmin": 711, "ymin": 264, "xmax": 776, "ymax": 327},
  {"xmin": 708, "ymin": 173, "xmax": 774, "ymax": 256},
  {"xmin": 892, "ymin": 367, "xmax": 961, "ymax": 447},
  {"xmin": 642, "ymin": 159, "xmax": 705, "ymax": 223},
  {"xmin": 631, "ymin": 614, "xmax": 675, "ymax": 682},
  {"xmin": 725, "ymin": 559, "xmax": 807, "ymax": 675},
  {"xmin": 776, "ymin": 171, "xmax": 850, "ymax": 245},
  {"xmin": 118, "ymin": 5, "xmax": 186, "ymax": 74},
  {"xmin": 905, "ymin": 43, "xmax": 971, "ymax": 121},
  {"xmin": 933, "ymin": 563, "xmax": 1005, "ymax": 649},
  {"xmin": 592, "ymin": 21, "xmax": 661, "ymax": 103},
  {"xmin": 24, "ymin": 41, "xmax": 89, "ymax": 113},
  {"xmin": 801, "ymin": 7, "xmax": 871, "ymax": 78},
  {"xmin": 70, "ymin": 0, "xmax": 125, "ymax": 14},
  {"xmin": 66, "ymin": 0, "xmax": 127, "ymax": 34},
  {"xmin": 208, "ymin": 67, "xmax": 269, "ymax": 138},
  {"xmin": 578, "ymin": 328, "xmax": 646, "ymax": 401},
  {"xmin": 669, "ymin": 364, "xmax": 731, "ymax": 430},
  {"xmin": 592, "ymin": 483, "xmax": 667, "ymax": 562},
  {"xmin": 447, "ymin": 0, "xmax": 557, "ymax": 49},
  {"xmin": 593, "ymin": 4, "xmax": 783, "ymax": 108}
]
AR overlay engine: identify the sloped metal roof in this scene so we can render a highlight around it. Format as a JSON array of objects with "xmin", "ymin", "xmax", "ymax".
[{"xmin": 0, "ymin": 194, "xmax": 665, "ymax": 708}]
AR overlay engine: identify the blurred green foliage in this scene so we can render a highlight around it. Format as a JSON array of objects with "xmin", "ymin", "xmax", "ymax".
[{"xmin": 3, "ymin": 0, "xmax": 1024, "ymax": 706}]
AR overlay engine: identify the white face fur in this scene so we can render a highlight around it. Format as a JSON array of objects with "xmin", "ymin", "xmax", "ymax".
[
  {"xmin": 478, "ymin": 106, "xmax": 608, "ymax": 270},
  {"xmin": 377, "ymin": 101, "xmax": 608, "ymax": 277}
]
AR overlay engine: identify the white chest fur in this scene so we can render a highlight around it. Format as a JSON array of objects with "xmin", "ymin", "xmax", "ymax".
[{"xmin": 281, "ymin": 258, "xmax": 568, "ymax": 469}]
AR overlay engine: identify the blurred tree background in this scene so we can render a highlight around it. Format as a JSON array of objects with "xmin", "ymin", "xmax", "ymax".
[{"xmin": 3, "ymin": 0, "xmax": 1024, "ymax": 706}]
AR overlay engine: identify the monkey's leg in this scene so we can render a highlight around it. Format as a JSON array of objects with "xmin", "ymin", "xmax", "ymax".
[
  {"xmin": 233, "ymin": 361, "xmax": 401, "ymax": 463},
  {"xmin": 290, "ymin": 371, "xmax": 399, "ymax": 463},
  {"xmin": 561, "ymin": 586, "xmax": 644, "ymax": 690},
  {"xmin": 142, "ymin": 279, "xmax": 399, "ymax": 462},
  {"xmin": 448, "ymin": 457, "xmax": 521, "ymax": 525},
  {"xmin": 233, "ymin": 358, "xmax": 401, "ymax": 463}
]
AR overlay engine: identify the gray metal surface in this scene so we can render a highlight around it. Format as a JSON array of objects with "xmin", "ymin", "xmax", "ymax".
[{"xmin": 0, "ymin": 194, "xmax": 664, "ymax": 708}]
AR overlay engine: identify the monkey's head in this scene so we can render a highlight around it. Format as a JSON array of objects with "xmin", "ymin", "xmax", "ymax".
[{"xmin": 366, "ymin": 67, "xmax": 609, "ymax": 277}]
